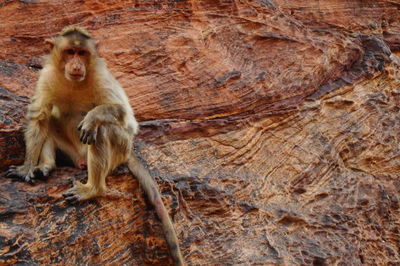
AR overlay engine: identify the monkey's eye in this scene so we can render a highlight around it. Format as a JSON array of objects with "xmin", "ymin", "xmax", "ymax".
[
  {"xmin": 66, "ymin": 49, "xmax": 75, "ymax": 55},
  {"xmin": 78, "ymin": 50, "xmax": 86, "ymax": 56}
]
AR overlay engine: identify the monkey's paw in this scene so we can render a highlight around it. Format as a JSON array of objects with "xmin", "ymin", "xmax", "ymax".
[
  {"xmin": 6, "ymin": 165, "xmax": 35, "ymax": 184},
  {"xmin": 6, "ymin": 165, "xmax": 26, "ymax": 179},
  {"xmin": 6, "ymin": 165, "xmax": 49, "ymax": 184},
  {"xmin": 63, "ymin": 178, "xmax": 100, "ymax": 202},
  {"xmin": 31, "ymin": 165, "xmax": 53, "ymax": 180},
  {"xmin": 77, "ymin": 118, "xmax": 98, "ymax": 145}
]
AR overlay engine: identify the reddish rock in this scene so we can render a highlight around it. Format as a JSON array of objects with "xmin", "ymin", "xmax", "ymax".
[
  {"xmin": 0, "ymin": 88, "xmax": 28, "ymax": 171},
  {"xmin": 0, "ymin": 1, "xmax": 400, "ymax": 265}
]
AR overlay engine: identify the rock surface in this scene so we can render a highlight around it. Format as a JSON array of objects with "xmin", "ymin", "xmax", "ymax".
[{"xmin": 1, "ymin": 0, "xmax": 400, "ymax": 265}]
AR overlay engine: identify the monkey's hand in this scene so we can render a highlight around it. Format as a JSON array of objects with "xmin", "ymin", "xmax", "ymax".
[
  {"xmin": 77, "ymin": 115, "xmax": 98, "ymax": 145},
  {"xmin": 6, "ymin": 164, "xmax": 51, "ymax": 184}
]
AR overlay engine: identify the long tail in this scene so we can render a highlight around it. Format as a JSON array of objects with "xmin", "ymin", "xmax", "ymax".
[{"xmin": 127, "ymin": 153, "xmax": 185, "ymax": 266}]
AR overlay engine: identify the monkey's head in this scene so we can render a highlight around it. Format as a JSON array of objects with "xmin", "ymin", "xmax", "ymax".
[{"xmin": 45, "ymin": 26, "xmax": 98, "ymax": 82}]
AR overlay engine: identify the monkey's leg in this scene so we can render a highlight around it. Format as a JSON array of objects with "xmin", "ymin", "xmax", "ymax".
[
  {"xmin": 64, "ymin": 125, "xmax": 130, "ymax": 201},
  {"xmin": 7, "ymin": 138, "xmax": 55, "ymax": 183},
  {"xmin": 31, "ymin": 138, "xmax": 56, "ymax": 179},
  {"xmin": 6, "ymin": 101, "xmax": 51, "ymax": 182},
  {"xmin": 63, "ymin": 151, "xmax": 107, "ymax": 201}
]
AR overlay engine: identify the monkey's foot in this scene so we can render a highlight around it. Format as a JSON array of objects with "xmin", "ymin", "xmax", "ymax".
[
  {"xmin": 31, "ymin": 164, "xmax": 53, "ymax": 180},
  {"xmin": 63, "ymin": 179, "xmax": 104, "ymax": 202},
  {"xmin": 6, "ymin": 165, "xmax": 51, "ymax": 184}
]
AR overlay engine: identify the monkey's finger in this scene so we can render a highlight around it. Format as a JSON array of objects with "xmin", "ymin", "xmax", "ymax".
[
  {"xmin": 86, "ymin": 131, "xmax": 96, "ymax": 145},
  {"xmin": 84, "ymin": 131, "xmax": 91, "ymax": 144},
  {"xmin": 6, "ymin": 165, "xmax": 22, "ymax": 178},
  {"xmin": 6, "ymin": 168, "xmax": 20, "ymax": 178},
  {"xmin": 41, "ymin": 167, "xmax": 51, "ymax": 177},
  {"xmin": 83, "ymin": 130, "xmax": 96, "ymax": 144},
  {"xmin": 24, "ymin": 174, "xmax": 36, "ymax": 185},
  {"xmin": 77, "ymin": 121, "xmax": 84, "ymax": 131},
  {"xmin": 83, "ymin": 132, "xmax": 90, "ymax": 144},
  {"xmin": 62, "ymin": 187, "xmax": 77, "ymax": 197},
  {"xmin": 8, "ymin": 165, "xmax": 18, "ymax": 170},
  {"xmin": 62, "ymin": 191, "xmax": 75, "ymax": 197},
  {"xmin": 65, "ymin": 196, "xmax": 77, "ymax": 202},
  {"xmin": 5, "ymin": 171, "xmax": 15, "ymax": 178},
  {"xmin": 80, "ymin": 130, "xmax": 88, "ymax": 143},
  {"xmin": 86, "ymin": 134, "xmax": 93, "ymax": 145},
  {"xmin": 83, "ymin": 131, "xmax": 90, "ymax": 144},
  {"xmin": 64, "ymin": 194, "xmax": 81, "ymax": 203},
  {"xmin": 63, "ymin": 190, "xmax": 82, "ymax": 203}
]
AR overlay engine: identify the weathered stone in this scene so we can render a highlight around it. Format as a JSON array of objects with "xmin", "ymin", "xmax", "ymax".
[{"xmin": 0, "ymin": 88, "xmax": 28, "ymax": 171}]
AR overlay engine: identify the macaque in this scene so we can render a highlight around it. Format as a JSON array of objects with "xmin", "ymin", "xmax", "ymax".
[{"xmin": 6, "ymin": 26, "xmax": 184, "ymax": 265}]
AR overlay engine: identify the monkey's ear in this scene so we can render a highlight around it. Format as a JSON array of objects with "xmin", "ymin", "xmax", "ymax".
[{"xmin": 44, "ymin": 38, "xmax": 55, "ymax": 50}]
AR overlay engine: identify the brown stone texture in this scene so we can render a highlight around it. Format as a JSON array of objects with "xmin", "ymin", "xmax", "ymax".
[{"xmin": 1, "ymin": 0, "xmax": 400, "ymax": 265}]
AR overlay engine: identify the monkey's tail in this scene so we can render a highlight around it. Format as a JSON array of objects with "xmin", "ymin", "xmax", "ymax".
[{"xmin": 127, "ymin": 154, "xmax": 185, "ymax": 266}]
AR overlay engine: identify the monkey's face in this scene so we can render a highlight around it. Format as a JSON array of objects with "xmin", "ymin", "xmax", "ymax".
[
  {"xmin": 50, "ymin": 32, "xmax": 97, "ymax": 83},
  {"xmin": 62, "ymin": 48, "xmax": 89, "ymax": 82}
]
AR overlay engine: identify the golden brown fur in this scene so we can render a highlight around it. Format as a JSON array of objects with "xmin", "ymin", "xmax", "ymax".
[{"xmin": 7, "ymin": 26, "xmax": 184, "ymax": 265}]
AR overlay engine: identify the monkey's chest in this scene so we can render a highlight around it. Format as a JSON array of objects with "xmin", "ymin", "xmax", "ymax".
[
  {"xmin": 52, "ymin": 88, "xmax": 97, "ymax": 112},
  {"xmin": 53, "ymin": 101, "xmax": 96, "ymax": 118},
  {"xmin": 50, "ymin": 104, "xmax": 94, "ymax": 137}
]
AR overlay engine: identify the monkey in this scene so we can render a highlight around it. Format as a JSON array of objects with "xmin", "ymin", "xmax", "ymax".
[{"xmin": 6, "ymin": 26, "xmax": 185, "ymax": 266}]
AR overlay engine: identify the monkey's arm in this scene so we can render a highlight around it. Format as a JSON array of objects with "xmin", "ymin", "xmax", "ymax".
[{"xmin": 78, "ymin": 104, "xmax": 127, "ymax": 144}]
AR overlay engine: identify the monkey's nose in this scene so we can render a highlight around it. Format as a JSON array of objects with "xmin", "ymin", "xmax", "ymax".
[{"xmin": 72, "ymin": 65, "xmax": 81, "ymax": 72}]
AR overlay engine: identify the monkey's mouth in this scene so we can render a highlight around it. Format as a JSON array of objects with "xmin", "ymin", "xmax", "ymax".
[{"xmin": 69, "ymin": 73, "xmax": 85, "ymax": 80}]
